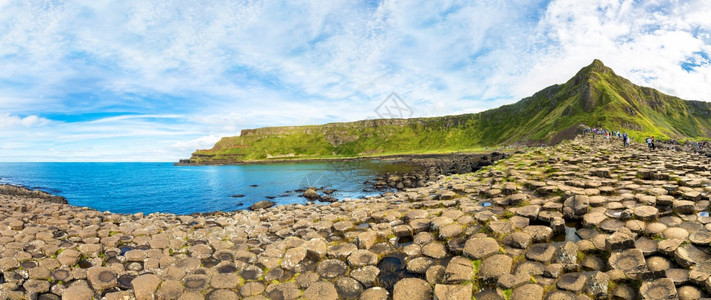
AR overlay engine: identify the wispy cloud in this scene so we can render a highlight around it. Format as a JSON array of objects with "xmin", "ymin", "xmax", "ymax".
[{"xmin": 0, "ymin": 0, "xmax": 709, "ymax": 161}]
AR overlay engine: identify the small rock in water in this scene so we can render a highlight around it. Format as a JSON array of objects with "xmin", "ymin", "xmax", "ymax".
[{"xmin": 249, "ymin": 200, "xmax": 275, "ymax": 210}]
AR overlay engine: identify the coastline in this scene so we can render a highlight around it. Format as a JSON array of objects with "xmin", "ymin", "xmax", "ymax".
[
  {"xmin": 2, "ymin": 136, "xmax": 710, "ymax": 299},
  {"xmin": 174, "ymin": 149, "xmax": 513, "ymax": 166}
]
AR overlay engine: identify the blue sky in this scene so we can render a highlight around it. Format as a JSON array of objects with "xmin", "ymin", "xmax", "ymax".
[{"xmin": 1, "ymin": 0, "xmax": 710, "ymax": 161}]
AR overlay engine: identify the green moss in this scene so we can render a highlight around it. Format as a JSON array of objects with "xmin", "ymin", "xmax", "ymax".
[
  {"xmin": 472, "ymin": 259, "xmax": 482, "ymax": 275},
  {"xmin": 502, "ymin": 288, "xmax": 513, "ymax": 300}
]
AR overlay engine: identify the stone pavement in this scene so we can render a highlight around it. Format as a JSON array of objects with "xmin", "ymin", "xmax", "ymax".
[{"xmin": 1, "ymin": 135, "xmax": 710, "ymax": 299}]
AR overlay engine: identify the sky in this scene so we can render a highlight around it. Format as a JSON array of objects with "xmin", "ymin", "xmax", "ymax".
[{"xmin": 1, "ymin": 0, "xmax": 710, "ymax": 162}]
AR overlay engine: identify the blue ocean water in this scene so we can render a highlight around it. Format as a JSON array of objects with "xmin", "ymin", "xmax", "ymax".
[{"xmin": 0, "ymin": 161, "xmax": 394, "ymax": 215}]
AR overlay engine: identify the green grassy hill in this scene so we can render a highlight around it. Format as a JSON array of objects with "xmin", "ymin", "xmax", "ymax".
[{"xmin": 184, "ymin": 60, "xmax": 711, "ymax": 163}]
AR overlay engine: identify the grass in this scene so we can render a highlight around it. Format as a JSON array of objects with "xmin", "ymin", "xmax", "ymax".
[{"xmin": 188, "ymin": 60, "xmax": 711, "ymax": 164}]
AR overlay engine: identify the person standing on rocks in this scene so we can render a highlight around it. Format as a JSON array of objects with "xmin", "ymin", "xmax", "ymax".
[
  {"xmin": 651, "ymin": 136, "xmax": 656, "ymax": 150},
  {"xmin": 622, "ymin": 132, "xmax": 628, "ymax": 147}
]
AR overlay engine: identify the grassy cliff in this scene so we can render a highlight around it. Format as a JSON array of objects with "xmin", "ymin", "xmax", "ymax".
[{"xmin": 185, "ymin": 60, "xmax": 711, "ymax": 163}]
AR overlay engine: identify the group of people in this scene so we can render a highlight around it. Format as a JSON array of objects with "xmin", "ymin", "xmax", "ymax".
[{"xmin": 583, "ymin": 127, "xmax": 631, "ymax": 148}]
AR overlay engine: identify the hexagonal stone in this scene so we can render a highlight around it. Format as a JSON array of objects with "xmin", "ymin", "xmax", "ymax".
[
  {"xmin": 61, "ymin": 285, "xmax": 93, "ymax": 300},
  {"xmin": 525, "ymin": 243, "xmax": 556, "ymax": 263},
  {"xmin": 303, "ymin": 281, "xmax": 338, "ymax": 300},
  {"xmin": 335, "ymin": 277, "xmax": 364, "ymax": 299},
  {"xmin": 444, "ymin": 256, "xmax": 473, "ymax": 283},
  {"xmin": 240, "ymin": 281, "xmax": 266, "ymax": 297},
  {"xmin": 211, "ymin": 273, "xmax": 241, "ymax": 289},
  {"xmin": 663, "ymin": 227, "xmax": 690, "ymax": 240},
  {"xmin": 281, "ymin": 247, "xmax": 308, "ymax": 270},
  {"xmin": 316, "ymin": 259, "xmax": 347, "ymax": 279},
  {"xmin": 327, "ymin": 243, "xmax": 358, "ymax": 259},
  {"xmin": 205, "ymin": 289, "xmax": 239, "ymax": 300},
  {"xmin": 502, "ymin": 232, "xmax": 532, "ymax": 249},
  {"xmin": 406, "ymin": 257, "xmax": 435, "ymax": 274},
  {"xmin": 183, "ymin": 274, "xmax": 209, "ymax": 292},
  {"xmin": 422, "ymin": 242, "xmax": 448, "ymax": 259},
  {"xmin": 677, "ymin": 285, "xmax": 702, "ymax": 300},
  {"xmin": 523, "ymin": 226, "xmax": 554, "ymax": 242},
  {"xmin": 265, "ymin": 282, "xmax": 301, "ymax": 299},
  {"xmin": 350, "ymin": 266, "xmax": 380, "ymax": 288},
  {"xmin": 439, "ymin": 223, "xmax": 464, "ymax": 239},
  {"xmin": 640, "ymin": 278, "xmax": 677, "ymax": 300},
  {"xmin": 357, "ymin": 231, "xmax": 378, "ymax": 250},
  {"xmin": 434, "ymin": 283, "xmax": 473, "ymax": 300},
  {"xmin": 132, "ymin": 274, "xmax": 161, "ymax": 299},
  {"xmin": 86, "ymin": 267, "xmax": 117, "ymax": 291},
  {"xmin": 586, "ymin": 271, "xmax": 609, "ymax": 298},
  {"xmin": 609, "ymin": 249, "xmax": 646, "ymax": 274},
  {"xmin": 605, "ymin": 232, "xmax": 635, "ymax": 251},
  {"xmin": 361, "ymin": 287, "xmax": 389, "ymax": 300},
  {"xmin": 156, "ymin": 280, "xmax": 185, "ymax": 299},
  {"xmin": 556, "ymin": 272, "xmax": 587, "ymax": 293},
  {"xmin": 479, "ymin": 254, "xmax": 512, "ymax": 282},
  {"xmin": 689, "ymin": 230, "xmax": 711, "ymax": 245},
  {"xmin": 393, "ymin": 278, "xmax": 432, "ymax": 300},
  {"xmin": 463, "ymin": 237, "xmax": 499, "ymax": 259},
  {"xmin": 512, "ymin": 283, "xmax": 543, "ymax": 300},
  {"xmin": 347, "ymin": 250, "xmax": 378, "ymax": 267},
  {"xmin": 634, "ymin": 205, "xmax": 658, "ymax": 220},
  {"xmin": 673, "ymin": 200, "xmax": 695, "ymax": 214},
  {"xmin": 333, "ymin": 220, "xmax": 354, "ymax": 232}
]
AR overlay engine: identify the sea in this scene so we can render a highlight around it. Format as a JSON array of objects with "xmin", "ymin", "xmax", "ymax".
[{"xmin": 0, "ymin": 161, "xmax": 400, "ymax": 215}]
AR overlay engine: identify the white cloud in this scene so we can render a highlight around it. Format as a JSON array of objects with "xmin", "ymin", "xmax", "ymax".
[{"xmin": 0, "ymin": 113, "xmax": 51, "ymax": 129}]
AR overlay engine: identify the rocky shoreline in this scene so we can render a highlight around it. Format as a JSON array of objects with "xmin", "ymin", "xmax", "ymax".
[{"xmin": 2, "ymin": 135, "xmax": 711, "ymax": 299}]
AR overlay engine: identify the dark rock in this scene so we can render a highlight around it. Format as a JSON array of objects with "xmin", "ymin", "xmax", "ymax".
[{"xmin": 249, "ymin": 200, "xmax": 275, "ymax": 210}]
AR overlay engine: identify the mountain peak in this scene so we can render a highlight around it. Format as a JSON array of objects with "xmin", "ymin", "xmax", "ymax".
[{"xmin": 591, "ymin": 59, "xmax": 605, "ymax": 67}]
